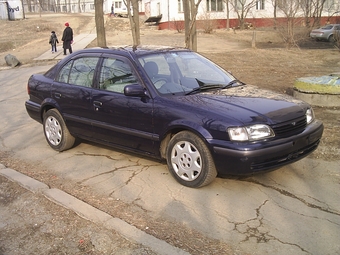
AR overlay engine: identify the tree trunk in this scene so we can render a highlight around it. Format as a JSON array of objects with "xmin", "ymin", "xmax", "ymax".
[
  {"xmin": 183, "ymin": 0, "xmax": 201, "ymax": 51},
  {"xmin": 183, "ymin": 0, "xmax": 191, "ymax": 49},
  {"xmin": 273, "ymin": 0, "xmax": 277, "ymax": 29},
  {"xmin": 226, "ymin": 0, "xmax": 230, "ymax": 30},
  {"xmin": 95, "ymin": 0, "xmax": 107, "ymax": 47},
  {"xmin": 78, "ymin": 0, "xmax": 81, "ymax": 13},
  {"xmin": 190, "ymin": 0, "xmax": 197, "ymax": 51},
  {"xmin": 125, "ymin": 0, "xmax": 140, "ymax": 47}
]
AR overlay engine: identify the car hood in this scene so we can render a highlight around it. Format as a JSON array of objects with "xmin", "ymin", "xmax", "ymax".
[{"xmin": 175, "ymin": 85, "xmax": 307, "ymax": 125}]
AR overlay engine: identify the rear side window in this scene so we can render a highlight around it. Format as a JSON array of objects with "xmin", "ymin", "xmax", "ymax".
[
  {"xmin": 56, "ymin": 61, "xmax": 72, "ymax": 83},
  {"xmin": 56, "ymin": 57, "xmax": 99, "ymax": 87}
]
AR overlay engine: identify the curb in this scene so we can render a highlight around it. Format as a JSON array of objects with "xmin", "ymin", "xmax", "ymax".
[{"xmin": 0, "ymin": 164, "xmax": 190, "ymax": 255}]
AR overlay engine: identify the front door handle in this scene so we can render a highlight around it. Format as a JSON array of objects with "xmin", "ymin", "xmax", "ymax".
[{"xmin": 93, "ymin": 101, "xmax": 103, "ymax": 111}]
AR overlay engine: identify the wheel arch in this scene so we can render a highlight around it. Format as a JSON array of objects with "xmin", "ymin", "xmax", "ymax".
[
  {"xmin": 159, "ymin": 120, "xmax": 213, "ymax": 159},
  {"xmin": 40, "ymin": 98, "xmax": 62, "ymax": 121},
  {"xmin": 328, "ymin": 33, "xmax": 334, "ymax": 41}
]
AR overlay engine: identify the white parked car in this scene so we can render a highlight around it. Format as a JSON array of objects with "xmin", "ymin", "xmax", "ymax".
[{"xmin": 310, "ymin": 24, "xmax": 340, "ymax": 42}]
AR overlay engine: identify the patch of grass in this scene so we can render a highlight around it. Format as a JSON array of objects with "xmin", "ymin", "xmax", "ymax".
[{"xmin": 0, "ymin": 41, "xmax": 15, "ymax": 52}]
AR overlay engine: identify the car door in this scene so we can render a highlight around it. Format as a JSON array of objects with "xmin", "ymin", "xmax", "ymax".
[
  {"xmin": 52, "ymin": 56, "xmax": 99, "ymax": 138},
  {"xmin": 91, "ymin": 55, "xmax": 156, "ymax": 154}
]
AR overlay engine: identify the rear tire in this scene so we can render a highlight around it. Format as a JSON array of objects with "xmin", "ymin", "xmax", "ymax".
[
  {"xmin": 43, "ymin": 109, "xmax": 75, "ymax": 151},
  {"xmin": 166, "ymin": 131, "xmax": 217, "ymax": 188}
]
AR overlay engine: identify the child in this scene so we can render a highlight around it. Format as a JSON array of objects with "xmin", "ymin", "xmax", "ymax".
[{"xmin": 49, "ymin": 31, "xmax": 59, "ymax": 53}]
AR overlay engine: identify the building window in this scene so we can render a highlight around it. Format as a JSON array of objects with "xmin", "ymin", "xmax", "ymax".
[
  {"xmin": 206, "ymin": 0, "xmax": 224, "ymax": 12},
  {"xmin": 256, "ymin": 0, "xmax": 265, "ymax": 10},
  {"xmin": 114, "ymin": 1, "xmax": 122, "ymax": 9},
  {"xmin": 178, "ymin": 0, "xmax": 183, "ymax": 12}
]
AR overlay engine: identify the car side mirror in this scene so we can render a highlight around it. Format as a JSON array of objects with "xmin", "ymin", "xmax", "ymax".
[{"xmin": 124, "ymin": 84, "xmax": 148, "ymax": 97}]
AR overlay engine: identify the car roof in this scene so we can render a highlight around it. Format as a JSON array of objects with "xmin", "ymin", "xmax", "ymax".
[
  {"xmin": 44, "ymin": 46, "xmax": 192, "ymax": 79},
  {"xmin": 70, "ymin": 45, "xmax": 191, "ymax": 58}
]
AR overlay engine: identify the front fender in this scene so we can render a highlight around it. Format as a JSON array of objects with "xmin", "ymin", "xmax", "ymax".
[
  {"xmin": 163, "ymin": 119, "xmax": 213, "ymax": 142},
  {"xmin": 158, "ymin": 119, "xmax": 213, "ymax": 159}
]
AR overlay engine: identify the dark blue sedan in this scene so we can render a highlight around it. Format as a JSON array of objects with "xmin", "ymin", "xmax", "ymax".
[{"xmin": 25, "ymin": 46, "xmax": 323, "ymax": 187}]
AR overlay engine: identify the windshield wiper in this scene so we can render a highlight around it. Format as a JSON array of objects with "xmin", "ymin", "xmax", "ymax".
[
  {"xmin": 222, "ymin": 79, "xmax": 244, "ymax": 89},
  {"xmin": 185, "ymin": 79, "xmax": 224, "ymax": 95}
]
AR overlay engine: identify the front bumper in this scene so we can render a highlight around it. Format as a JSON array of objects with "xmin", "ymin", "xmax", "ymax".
[
  {"xmin": 210, "ymin": 120, "xmax": 324, "ymax": 176},
  {"xmin": 310, "ymin": 33, "xmax": 327, "ymax": 40}
]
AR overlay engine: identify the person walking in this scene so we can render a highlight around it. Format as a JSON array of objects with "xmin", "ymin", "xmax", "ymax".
[
  {"xmin": 110, "ymin": 4, "xmax": 115, "ymax": 17},
  {"xmin": 62, "ymin": 22, "xmax": 73, "ymax": 55},
  {"xmin": 49, "ymin": 31, "xmax": 59, "ymax": 53}
]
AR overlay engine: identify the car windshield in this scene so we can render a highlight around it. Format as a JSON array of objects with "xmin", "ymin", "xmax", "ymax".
[
  {"xmin": 321, "ymin": 25, "xmax": 333, "ymax": 30},
  {"xmin": 138, "ymin": 51, "xmax": 238, "ymax": 95}
]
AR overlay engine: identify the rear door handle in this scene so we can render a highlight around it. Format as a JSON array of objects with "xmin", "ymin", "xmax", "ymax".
[{"xmin": 54, "ymin": 92, "xmax": 61, "ymax": 99}]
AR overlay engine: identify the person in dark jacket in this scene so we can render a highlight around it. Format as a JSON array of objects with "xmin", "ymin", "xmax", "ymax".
[
  {"xmin": 62, "ymin": 22, "xmax": 73, "ymax": 55},
  {"xmin": 49, "ymin": 31, "xmax": 59, "ymax": 53}
]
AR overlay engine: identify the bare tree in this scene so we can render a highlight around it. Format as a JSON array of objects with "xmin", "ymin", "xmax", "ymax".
[
  {"xmin": 78, "ymin": 0, "xmax": 82, "ymax": 12},
  {"xmin": 95, "ymin": 0, "xmax": 107, "ymax": 47},
  {"xmin": 56, "ymin": 0, "xmax": 61, "ymax": 12},
  {"xmin": 198, "ymin": 5, "xmax": 218, "ymax": 33},
  {"xmin": 224, "ymin": 0, "xmax": 231, "ymax": 30},
  {"xmin": 300, "ymin": 0, "xmax": 326, "ymax": 28},
  {"xmin": 229, "ymin": 0, "xmax": 257, "ymax": 29},
  {"xmin": 183, "ymin": 0, "xmax": 202, "ymax": 51},
  {"xmin": 276, "ymin": 0, "xmax": 300, "ymax": 48},
  {"xmin": 271, "ymin": 0, "xmax": 278, "ymax": 29},
  {"xmin": 124, "ymin": 0, "xmax": 140, "ymax": 47},
  {"xmin": 24, "ymin": 0, "xmax": 32, "ymax": 12}
]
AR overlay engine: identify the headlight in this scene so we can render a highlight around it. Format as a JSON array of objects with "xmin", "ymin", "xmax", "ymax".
[
  {"xmin": 228, "ymin": 124, "xmax": 275, "ymax": 141},
  {"xmin": 306, "ymin": 108, "xmax": 314, "ymax": 124}
]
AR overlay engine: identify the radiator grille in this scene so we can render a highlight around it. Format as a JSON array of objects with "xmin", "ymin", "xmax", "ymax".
[{"xmin": 272, "ymin": 116, "xmax": 307, "ymax": 137}]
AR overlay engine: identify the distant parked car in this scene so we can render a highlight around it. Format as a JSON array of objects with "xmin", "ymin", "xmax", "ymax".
[
  {"xmin": 25, "ymin": 46, "xmax": 323, "ymax": 188},
  {"xmin": 310, "ymin": 24, "xmax": 340, "ymax": 42}
]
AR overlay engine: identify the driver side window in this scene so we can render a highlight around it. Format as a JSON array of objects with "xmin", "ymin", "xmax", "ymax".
[{"xmin": 99, "ymin": 58, "xmax": 137, "ymax": 93}]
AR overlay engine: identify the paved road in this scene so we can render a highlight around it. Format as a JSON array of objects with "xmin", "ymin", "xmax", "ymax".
[{"xmin": 1, "ymin": 64, "xmax": 340, "ymax": 255}]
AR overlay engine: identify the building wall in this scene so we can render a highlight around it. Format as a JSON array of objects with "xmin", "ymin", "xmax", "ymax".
[
  {"xmin": 150, "ymin": 0, "xmax": 340, "ymax": 29},
  {"xmin": 21, "ymin": 0, "xmax": 340, "ymax": 29}
]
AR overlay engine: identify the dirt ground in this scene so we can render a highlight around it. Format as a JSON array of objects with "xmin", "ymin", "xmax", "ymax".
[
  {"xmin": 0, "ymin": 13, "xmax": 339, "ymax": 255},
  {"xmin": 0, "ymin": 175, "xmax": 158, "ymax": 255}
]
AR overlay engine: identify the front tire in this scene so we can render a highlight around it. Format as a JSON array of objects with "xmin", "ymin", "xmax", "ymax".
[
  {"xmin": 43, "ymin": 109, "xmax": 75, "ymax": 152},
  {"xmin": 166, "ymin": 131, "xmax": 217, "ymax": 188}
]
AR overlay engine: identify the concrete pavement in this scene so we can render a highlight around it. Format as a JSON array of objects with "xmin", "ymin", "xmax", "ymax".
[
  {"xmin": 0, "ymin": 164, "xmax": 190, "ymax": 255},
  {"xmin": 33, "ymin": 33, "xmax": 97, "ymax": 61}
]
